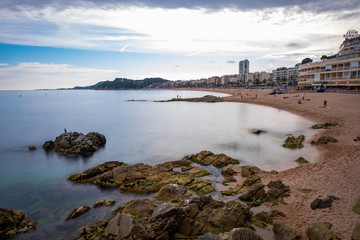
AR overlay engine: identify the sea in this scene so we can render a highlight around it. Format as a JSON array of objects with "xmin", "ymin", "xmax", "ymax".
[{"xmin": 0, "ymin": 90, "xmax": 319, "ymax": 239}]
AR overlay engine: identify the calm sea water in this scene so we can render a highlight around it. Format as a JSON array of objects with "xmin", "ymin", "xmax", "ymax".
[{"xmin": 0, "ymin": 90, "xmax": 319, "ymax": 239}]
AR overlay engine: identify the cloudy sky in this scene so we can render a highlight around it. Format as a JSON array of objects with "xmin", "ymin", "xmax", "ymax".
[{"xmin": 0, "ymin": 0, "xmax": 359, "ymax": 90}]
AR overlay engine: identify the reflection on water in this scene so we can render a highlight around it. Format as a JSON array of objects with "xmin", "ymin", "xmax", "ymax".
[{"xmin": 0, "ymin": 90, "xmax": 319, "ymax": 239}]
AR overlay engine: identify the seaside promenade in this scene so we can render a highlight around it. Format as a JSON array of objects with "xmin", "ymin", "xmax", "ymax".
[{"xmin": 205, "ymin": 88, "xmax": 360, "ymax": 239}]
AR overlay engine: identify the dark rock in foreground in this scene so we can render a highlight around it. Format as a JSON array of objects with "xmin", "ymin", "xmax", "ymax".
[
  {"xmin": 282, "ymin": 135, "xmax": 305, "ymax": 148},
  {"xmin": 0, "ymin": 208, "xmax": 37, "ymax": 239},
  {"xmin": 66, "ymin": 206, "xmax": 91, "ymax": 220},
  {"xmin": 311, "ymin": 135, "xmax": 338, "ymax": 145},
  {"xmin": 160, "ymin": 95, "xmax": 224, "ymax": 103},
  {"xmin": 310, "ymin": 195, "xmax": 339, "ymax": 210},
  {"xmin": 75, "ymin": 184, "xmax": 252, "ymax": 240},
  {"xmin": 43, "ymin": 131, "xmax": 106, "ymax": 156},
  {"xmin": 311, "ymin": 123, "xmax": 340, "ymax": 129},
  {"xmin": 306, "ymin": 222, "xmax": 340, "ymax": 240},
  {"xmin": 68, "ymin": 157, "xmax": 213, "ymax": 195}
]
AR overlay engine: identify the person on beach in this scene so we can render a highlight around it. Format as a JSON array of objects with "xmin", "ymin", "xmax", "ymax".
[
  {"xmin": 302, "ymin": 94, "xmax": 305, "ymax": 100},
  {"xmin": 323, "ymin": 100, "xmax": 327, "ymax": 108}
]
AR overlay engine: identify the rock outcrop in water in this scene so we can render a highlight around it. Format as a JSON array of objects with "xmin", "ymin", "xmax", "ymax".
[
  {"xmin": 43, "ymin": 131, "xmax": 106, "ymax": 156},
  {"xmin": 0, "ymin": 208, "xmax": 37, "ymax": 239},
  {"xmin": 184, "ymin": 150, "xmax": 240, "ymax": 168},
  {"xmin": 159, "ymin": 95, "xmax": 224, "ymax": 103},
  {"xmin": 282, "ymin": 135, "xmax": 305, "ymax": 148},
  {"xmin": 68, "ymin": 159, "xmax": 214, "ymax": 195},
  {"xmin": 66, "ymin": 206, "xmax": 91, "ymax": 221}
]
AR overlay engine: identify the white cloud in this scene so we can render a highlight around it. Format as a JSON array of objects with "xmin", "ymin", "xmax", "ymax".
[
  {"xmin": 0, "ymin": 6, "xmax": 357, "ymax": 57},
  {"xmin": 0, "ymin": 63, "xmax": 9, "ymax": 66},
  {"xmin": 0, "ymin": 62, "xmax": 120, "ymax": 90}
]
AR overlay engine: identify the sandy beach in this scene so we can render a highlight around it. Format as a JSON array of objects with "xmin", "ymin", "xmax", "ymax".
[{"xmin": 201, "ymin": 88, "xmax": 360, "ymax": 239}]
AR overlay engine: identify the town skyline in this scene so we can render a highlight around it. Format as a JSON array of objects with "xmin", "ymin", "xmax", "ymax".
[{"xmin": 0, "ymin": 0, "xmax": 359, "ymax": 90}]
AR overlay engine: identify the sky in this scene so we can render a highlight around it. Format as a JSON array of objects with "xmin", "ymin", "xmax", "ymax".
[{"xmin": 0, "ymin": 0, "xmax": 359, "ymax": 90}]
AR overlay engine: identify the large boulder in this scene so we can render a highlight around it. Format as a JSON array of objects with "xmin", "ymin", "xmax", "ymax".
[
  {"xmin": 311, "ymin": 135, "xmax": 338, "ymax": 145},
  {"xmin": 105, "ymin": 212, "xmax": 145, "ymax": 239},
  {"xmin": 282, "ymin": 135, "xmax": 305, "ymax": 148},
  {"xmin": 273, "ymin": 221, "xmax": 303, "ymax": 240},
  {"xmin": 0, "ymin": 208, "xmax": 37, "ymax": 239},
  {"xmin": 306, "ymin": 222, "xmax": 340, "ymax": 240},
  {"xmin": 43, "ymin": 131, "xmax": 106, "ymax": 156}
]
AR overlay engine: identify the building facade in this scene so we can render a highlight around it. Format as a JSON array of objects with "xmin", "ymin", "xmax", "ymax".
[
  {"xmin": 272, "ymin": 67, "xmax": 298, "ymax": 85},
  {"xmin": 298, "ymin": 29, "xmax": 360, "ymax": 88},
  {"xmin": 238, "ymin": 59, "xmax": 249, "ymax": 84}
]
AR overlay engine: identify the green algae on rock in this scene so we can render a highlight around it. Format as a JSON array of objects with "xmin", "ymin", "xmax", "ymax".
[{"xmin": 282, "ymin": 135, "xmax": 305, "ymax": 148}]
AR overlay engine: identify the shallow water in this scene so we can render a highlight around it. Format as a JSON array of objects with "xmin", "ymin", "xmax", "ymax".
[{"xmin": 0, "ymin": 90, "xmax": 319, "ymax": 239}]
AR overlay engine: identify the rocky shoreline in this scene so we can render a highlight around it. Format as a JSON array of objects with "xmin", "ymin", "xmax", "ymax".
[{"xmin": 64, "ymin": 150, "xmax": 347, "ymax": 240}]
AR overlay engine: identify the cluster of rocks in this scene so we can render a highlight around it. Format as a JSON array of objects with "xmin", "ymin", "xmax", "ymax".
[
  {"xmin": 220, "ymin": 164, "xmax": 289, "ymax": 206},
  {"xmin": 282, "ymin": 135, "xmax": 305, "ymax": 148},
  {"xmin": 0, "ymin": 208, "xmax": 37, "ymax": 239},
  {"xmin": 160, "ymin": 95, "xmax": 224, "ymax": 103},
  {"xmin": 75, "ymin": 184, "xmax": 259, "ymax": 240},
  {"xmin": 184, "ymin": 150, "xmax": 240, "ymax": 168},
  {"xmin": 68, "ymin": 151, "xmax": 241, "ymax": 195},
  {"xmin": 43, "ymin": 132, "xmax": 106, "ymax": 156}
]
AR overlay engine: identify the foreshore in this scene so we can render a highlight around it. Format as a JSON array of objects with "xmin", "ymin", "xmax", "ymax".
[{"xmin": 195, "ymin": 88, "xmax": 360, "ymax": 239}]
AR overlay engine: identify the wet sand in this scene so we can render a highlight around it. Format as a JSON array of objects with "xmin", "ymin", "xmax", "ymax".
[{"xmin": 190, "ymin": 88, "xmax": 360, "ymax": 239}]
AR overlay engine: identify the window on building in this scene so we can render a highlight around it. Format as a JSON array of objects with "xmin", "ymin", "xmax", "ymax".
[
  {"xmin": 350, "ymin": 62, "xmax": 359, "ymax": 69},
  {"xmin": 325, "ymin": 65, "xmax": 331, "ymax": 71},
  {"xmin": 351, "ymin": 71, "xmax": 357, "ymax": 78},
  {"xmin": 314, "ymin": 74, "xmax": 320, "ymax": 81}
]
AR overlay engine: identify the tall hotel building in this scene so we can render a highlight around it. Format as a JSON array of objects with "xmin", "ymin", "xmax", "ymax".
[
  {"xmin": 238, "ymin": 59, "xmax": 249, "ymax": 84},
  {"xmin": 298, "ymin": 29, "xmax": 360, "ymax": 88}
]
